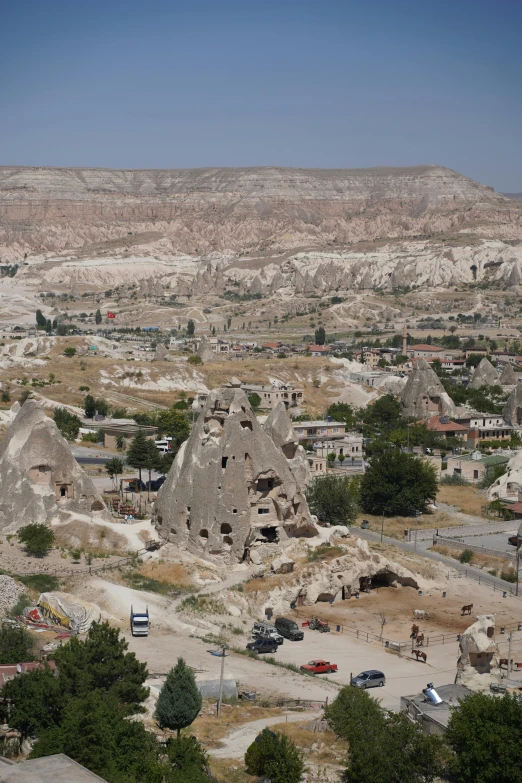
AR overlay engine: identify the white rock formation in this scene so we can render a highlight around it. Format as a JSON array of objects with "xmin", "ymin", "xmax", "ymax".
[
  {"xmin": 456, "ymin": 614, "xmax": 498, "ymax": 688},
  {"xmin": 153, "ymin": 386, "xmax": 316, "ymax": 563},
  {"xmin": 488, "ymin": 449, "xmax": 522, "ymax": 500},
  {"xmin": 263, "ymin": 402, "xmax": 311, "ymax": 489},
  {"xmin": 0, "ymin": 400, "xmax": 111, "ymax": 533},
  {"xmin": 468, "ymin": 358, "xmax": 499, "ymax": 390},
  {"xmin": 502, "ymin": 383, "xmax": 522, "ymax": 426},
  {"xmin": 499, "ymin": 363, "xmax": 518, "ymax": 386},
  {"xmin": 197, "ymin": 335, "xmax": 215, "ymax": 363},
  {"xmin": 400, "ymin": 359, "xmax": 457, "ymax": 418}
]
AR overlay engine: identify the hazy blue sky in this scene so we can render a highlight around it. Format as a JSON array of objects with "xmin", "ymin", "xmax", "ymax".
[{"xmin": 1, "ymin": 0, "xmax": 521, "ymax": 190}]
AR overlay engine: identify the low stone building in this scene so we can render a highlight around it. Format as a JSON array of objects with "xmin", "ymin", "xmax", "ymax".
[
  {"xmin": 445, "ymin": 452, "xmax": 509, "ymax": 484},
  {"xmin": 153, "ymin": 383, "xmax": 316, "ymax": 562},
  {"xmin": 292, "ymin": 420, "xmax": 346, "ymax": 442},
  {"xmin": 0, "ymin": 400, "xmax": 111, "ymax": 533},
  {"xmin": 401, "ymin": 684, "xmax": 473, "ymax": 736},
  {"xmin": 241, "ymin": 382, "xmax": 304, "ymax": 409}
]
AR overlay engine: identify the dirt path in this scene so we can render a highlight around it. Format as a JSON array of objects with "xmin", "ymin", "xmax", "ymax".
[{"xmin": 209, "ymin": 711, "xmax": 320, "ymax": 759}]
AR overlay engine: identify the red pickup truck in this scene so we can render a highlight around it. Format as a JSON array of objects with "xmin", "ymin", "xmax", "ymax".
[{"xmin": 300, "ymin": 659, "xmax": 337, "ymax": 674}]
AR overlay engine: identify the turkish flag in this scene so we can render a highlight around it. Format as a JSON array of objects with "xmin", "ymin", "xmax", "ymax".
[{"xmin": 107, "ymin": 312, "xmax": 116, "ymax": 319}]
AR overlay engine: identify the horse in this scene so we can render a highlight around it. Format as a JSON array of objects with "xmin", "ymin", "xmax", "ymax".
[
  {"xmin": 413, "ymin": 609, "xmax": 430, "ymax": 620},
  {"xmin": 499, "ymin": 658, "xmax": 513, "ymax": 669},
  {"xmin": 461, "ymin": 604, "xmax": 473, "ymax": 616},
  {"xmin": 412, "ymin": 649, "xmax": 427, "ymax": 663},
  {"xmin": 416, "ymin": 633, "xmax": 425, "ymax": 647},
  {"xmin": 410, "ymin": 624, "xmax": 419, "ymax": 639}
]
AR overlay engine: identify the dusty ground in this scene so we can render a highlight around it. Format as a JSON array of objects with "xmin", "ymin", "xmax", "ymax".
[{"xmin": 436, "ymin": 484, "xmax": 488, "ymax": 517}]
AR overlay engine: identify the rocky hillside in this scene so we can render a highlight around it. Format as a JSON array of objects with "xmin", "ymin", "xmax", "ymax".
[{"xmin": 1, "ymin": 164, "xmax": 520, "ymax": 264}]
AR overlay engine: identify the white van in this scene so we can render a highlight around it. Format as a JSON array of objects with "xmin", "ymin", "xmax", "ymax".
[
  {"xmin": 155, "ymin": 438, "xmax": 172, "ymax": 454},
  {"xmin": 252, "ymin": 621, "xmax": 283, "ymax": 645}
]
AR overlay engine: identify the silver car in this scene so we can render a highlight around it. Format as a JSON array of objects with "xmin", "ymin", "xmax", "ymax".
[{"xmin": 351, "ymin": 669, "xmax": 386, "ymax": 689}]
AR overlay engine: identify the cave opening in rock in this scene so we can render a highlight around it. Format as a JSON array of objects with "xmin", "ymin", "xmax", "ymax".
[{"xmin": 260, "ymin": 526, "xmax": 278, "ymax": 542}]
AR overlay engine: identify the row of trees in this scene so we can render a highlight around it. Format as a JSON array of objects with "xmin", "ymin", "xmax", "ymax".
[
  {"xmin": 0, "ymin": 622, "xmax": 213, "ymax": 783},
  {"xmin": 325, "ymin": 685, "xmax": 522, "ymax": 783}
]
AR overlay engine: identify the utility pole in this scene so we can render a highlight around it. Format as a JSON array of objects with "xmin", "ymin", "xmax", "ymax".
[
  {"xmin": 507, "ymin": 630, "xmax": 513, "ymax": 680},
  {"xmin": 217, "ymin": 646, "xmax": 226, "ymax": 718},
  {"xmin": 516, "ymin": 547, "xmax": 520, "ymax": 598}
]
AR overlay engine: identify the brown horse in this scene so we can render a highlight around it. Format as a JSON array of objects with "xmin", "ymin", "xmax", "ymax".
[
  {"xmin": 416, "ymin": 633, "xmax": 425, "ymax": 647},
  {"xmin": 461, "ymin": 604, "xmax": 473, "ymax": 616},
  {"xmin": 499, "ymin": 658, "xmax": 513, "ymax": 669},
  {"xmin": 412, "ymin": 649, "xmax": 427, "ymax": 662},
  {"xmin": 410, "ymin": 623, "xmax": 419, "ymax": 639}
]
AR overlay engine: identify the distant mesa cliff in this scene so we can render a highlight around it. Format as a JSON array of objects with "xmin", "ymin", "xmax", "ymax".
[{"xmin": 0, "ymin": 165, "xmax": 520, "ymax": 263}]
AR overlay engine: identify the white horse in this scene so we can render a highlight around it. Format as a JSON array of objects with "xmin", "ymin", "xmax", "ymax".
[{"xmin": 413, "ymin": 609, "xmax": 430, "ymax": 620}]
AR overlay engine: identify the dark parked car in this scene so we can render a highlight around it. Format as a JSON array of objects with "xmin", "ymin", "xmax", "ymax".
[
  {"xmin": 148, "ymin": 477, "xmax": 166, "ymax": 491},
  {"xmin": 274, "ymin": 616, "xmax": 304, "ymax": 641},
  {"xmin": 125, "ymin": 479, "xmax": 147, "ymax": 492},
  {"xmin": 246, "ymin": 638, "xmax": 278, "ymax": 654}
]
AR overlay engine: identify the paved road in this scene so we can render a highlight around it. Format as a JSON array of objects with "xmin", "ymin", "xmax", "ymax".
[
  {"xmin": 354, "ymin": 527, "xmax": 521, "ymax": 595},
  {"xmin": 456, "ymin": 531, "xmax": 518, "ymax": 555},
  {"xmin": 209, "ymin": 711, "xmax": 320, "ymax": 759}
]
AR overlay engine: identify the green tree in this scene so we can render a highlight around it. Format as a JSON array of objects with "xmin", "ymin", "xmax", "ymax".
[
  {"xmin": 36, "ymin": 309, "xmax": 46, "ymax": 328},
  {"xmin": 326, "ymin": 402, "xmax": 357, "ymax": 428},
  {"xmin": 63, "ymin": 346, "xmax": 76, "ymax": 357},
  {"xmin": 53, "ymin": 621, "xmax": 148, "ymax": 711},
  {"xmin": 305, "ymin": 474, "xmax": 359, "ymax": 525},
  {"xmin": 360, "ymin": 449, "xmax": 437, "ymax": 516},
  {"xmin": 187, "ymin": 319, "xmax": 195, "ymax": 337},
  {"xmin": 325, "ymin": 685, "xmax": 385, "ymax": 739},
  {"xmin": 105, "ymin": 457, "xmax": 124, "ymax": 490},
  {"xmin": 53, "ymin": 407, "xmax": 81, "ymax": 440},
  {"xmin": 157, "ymin": 409, "xmax": 190, "ymax": 454},
  {"xmin": 446, "ymin": 692, "xmax": 522, "ymax": 783},
  {"xmin": 84, "ymin": 394, "xmax": 96, "ymax": 418},
  {"xmin": 155, "ymin": 657, "xmax": 202, "ymax": 737},
  {"xmin": 362, "ymin": 394, "xmax": 402, "ymax": 436},
  {"xmin": 0, "ymin": 624, "xmax": 35, "ymax": 664},
  {"xmin": 248, "ymin": 392, "xmax": 262, "ymax": 411},
  {"xmin": 466, "ymin": 353, "xmax": 486, "ymax": 368},
  {"xmin": 1, "ymin": 666, "xmax": 64, "ymax": 740},
  {"xmin": 245, "ymin": 728, "xmax": 305, "ymax": 783},
  {"xmin": 127, "ymin": 431, "xmax": 150, "ymax": 490},
  {"xmin": 95, "ymin": 309, "xmax": 102, "ymax": 325},
  {"xmin": 167, "ymin": 735, "xmax": 211, "ymax": 782},
  {"xmin": 1, "ymin": 388, "xmax": 10, "ymax": 403},
  {"xmin": 314, "ymin": 326, "xmax": 326, "ymax": 345},
  {"xmin": 18, "ymin": 523, "xmax": 55, "ymax": 557},
  {"xmin": 31, "ymin": 691, "xmax": 165, "ymax": 783},
  {"xmin": 156, "ymin": 451, "xmax": 174, "ymax": 476}
]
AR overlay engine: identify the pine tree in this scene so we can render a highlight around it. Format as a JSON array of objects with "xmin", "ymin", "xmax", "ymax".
[
  {"xmin": 126, "ymin": 430, "xmax": 151, "ymax": 488},
  {"xmin": 315, "ymin": 326, "xmax": 326, "ymax": 345},
  {"xmin": 155, "ymin": 657, "xmax": 202, "ymax": 737},
  {"xmin": 187, "ymin": 319, "xmax": 195, "ymax": 337},
  {"xmin": 95, "ymin": 309, "xmax": 102, "ymax": 325},
  {"xmin": 35, "ymin": 309, "xmax": 46, "ymax": 328}
]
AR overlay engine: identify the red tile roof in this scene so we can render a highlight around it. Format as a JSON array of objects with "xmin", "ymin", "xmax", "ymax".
[
  {"xmin": 307, "ymin": 345, "xmax": 331, "ymax": 352},
  {"xmin": 427, "ymin": 416, "xmax": 468, "ymax": 433}
]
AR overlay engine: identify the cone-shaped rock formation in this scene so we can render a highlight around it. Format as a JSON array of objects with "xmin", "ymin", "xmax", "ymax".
[
  {"xmin": 502, "ymin": 383, "xmax": 522, "ymax": 426},
  {"xmin": 263, "ymin": 402, "xmax": 311, "ymax": 489},
  {"xmin": 499, "ymin": 363, "xmax": 518, "ymax": 385},
  {"xmin": 153, "ymin": 387, "xmax": 316, "ymax": 561},
  {"xmin": 0, "ymin": 400, "xmax": 111, "ymax": 533},
  {"xmin": 468, "ymin": 358, "xmax": 499, "ymax": 390},
  {"xmin": 400, "ymin": 358, "xmax": 457, "ymax": 418},
  {"xmin": 197, "ymin": 335, "xmax": 215, "ymax": 363}
]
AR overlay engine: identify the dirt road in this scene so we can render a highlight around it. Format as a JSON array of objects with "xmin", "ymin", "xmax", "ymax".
[{"xmin": 209, "ymin": 711, "xmax": 320, "ymax": 759}]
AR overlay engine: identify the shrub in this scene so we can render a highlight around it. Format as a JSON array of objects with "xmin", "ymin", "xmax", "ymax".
[
  {"xmin": 501, "ymin": 569, "xmax": 517, "ymax": 583},
  {"xmin": 18, "ymin": 524, "xmax": 55, "ymax": 557},
  {"xmin": 187, "ymin": 355, "xmax": 202, "ymax": 365},
  {"xmin": 459, "ymin": 549, "xmax": 474, "ymax": 564},
  {"xmin": 63, "ymin": 347, "xmax": 76, "ymax": 357},
  {"xmin": 18, "ymin": 574, "xmax": 59, "ymax": 593},
  {"xmin": 245, "ymin": 728, "xmax": 305, "ymax": 783},
  {"xmin": 440, "ymin": 473, "xmax": 470, "ymax": 486}
]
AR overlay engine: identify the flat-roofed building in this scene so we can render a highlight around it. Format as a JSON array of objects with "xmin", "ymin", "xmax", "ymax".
[
  {"xmin": 293, "ymin": 420, "xmax": 345, "ymax": 441},
  {"xmin": 241, "ymin": 382, "xmax": 304, "ymax": 409}
]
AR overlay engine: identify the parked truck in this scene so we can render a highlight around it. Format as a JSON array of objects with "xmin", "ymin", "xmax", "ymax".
[{"xmin": 130, "ymin": 605, "xmax": 149, "ymax": 637}]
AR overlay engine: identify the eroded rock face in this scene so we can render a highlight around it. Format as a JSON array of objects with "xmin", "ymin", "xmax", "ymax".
[
  {"xmin": 263, "ymin": 402, "xmax": 311, "ymax": 489},
  {"xmin": 468, "ymin": 358, "xmax": 499, "ymax": 390},
  {"xmin": 197, "ymin": 335, "xmax": 215, "ymax": 363},
  {"xmin": 400, "ymin": 359, "xmax": 457, "ymax": 418},
  {"xmin": 261, "ymin": 537, "xmax": 419, "ymax": 612},
  {"xmin": 499, "ymin": 363, "xmax": 518, "ymax": 385},
  {"xmin": 502, "ymin": 383, "xmax": 522, "ymax": 425},
  {"xmin": 456, "ymin": 614, "xmax": 498, "ymax": 687},
  {"xmin": 0, "ymin": 400, "xmax": 111, "ymax": 533},
  {"xmin": 154, "ymin": 344, "xmax": 173, "ymax": 361},
  {"xmin": 488, "ymin": 447, "xmax": 522, "ymax": 500},
  {"xmin": 153, "ymin": 387, "xmax": 316, "ymax": 562}
]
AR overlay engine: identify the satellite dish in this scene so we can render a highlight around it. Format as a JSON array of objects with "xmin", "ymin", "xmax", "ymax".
[{"xmin": 16, "ymin": 664, "xmax": 22, "ymax": 674}]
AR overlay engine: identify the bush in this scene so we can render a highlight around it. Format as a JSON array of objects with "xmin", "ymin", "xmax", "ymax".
[
  {"xmin": 305, "ymin": 474, "xmax": 359, "ymax": 526},
  {"xmin": 187, "ymin": 355, "xmax": 202, "ymax": 365},
  {"xmin": 18, "ymin": 574, "xmax": 59, "ymax": 593},
  {"xmin": 18, "ymin": 524, "xmax": 55, "ymax": 557},
  {"xmin": 501, "ymin": 569, "xmax": 517, "ymax": 583},
  {"xmin": 245, "ymin": 728, "xmax": 305, "ymax": 783},
  {"xmin": 63, "ymin": 347, "xmax": 76, "ymax": 357},
  {"xmin": 440, "ymin": 473, "xmax": 470, "ymax": 486},
  {"xmin": 459, "ymin": 549, "xmax": 474, "ymax": 564}
]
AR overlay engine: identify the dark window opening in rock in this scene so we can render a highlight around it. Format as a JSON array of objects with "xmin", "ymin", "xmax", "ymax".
[
  {"xmin": 359, "ymin": 576, "xmax": 372, "ymax": 591},
  {"xmin": 170, "ymin": 527, "xmax": 177, "ymax": 534},
  {"xmin": 223, "ymin": 535, "xmax": 233, "ymax": 546},
  {"xmin": 157, "ymin": 514, "xmax": 163, "ymax": 524},
  {"xmin": 241, "ymin": 420, "xmax": 253, "ymax": 431},
  {"xmin": 258, "ymin": 508, "xmax": 270, "ymax": 515},
  {"xmin": 222, "ymin": 457, "xmax": 228, "ymax": 469},
  {"xmin": 186, "ymin": 519, "xmax": 191, "ymax": 530},
  {"xmin": 60, "ymin": 486, "xmax": 67, "ymax": 498},
  {"xmin": 316, "ymin": 592, "xmax": 335, "ymax": 602},
  {"xmin": 371, "ymin": 572, "xmax": 390, "ymax": 588},
  {"xmin": 256, "ymin": 477, "xmax": 278, "ymax": 492},
  {"xmin": 487, "ymin": 627, "xmax": 494, "ymax": 638},
  {"xmin": 260, "ymin": 526, "xmax": 278, "ymax": 542},
  {"xmin": 221, "ymin": 523, "xmax": 232, "ymax": 534},
  {"xmin": 282, "ymin": 443, "xmax": 297, "ymax": 459},
  {"xmin": 232, "ymin": 508, "xmax": 237, "ymax": 514},
  {"xmin": 187, "ymin": 506, "xmax": 191, "ymax": 512},
  {"xmin": 91, "ymin": 500, "xmax": 103, "ymax": 511},
  {"xmin": 232, "ymin": 455, "xmax": 236, "ymax": 460},
  {"xmin": 199, "ymin": 529, "xmax": 209, "ymax": 539}
]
